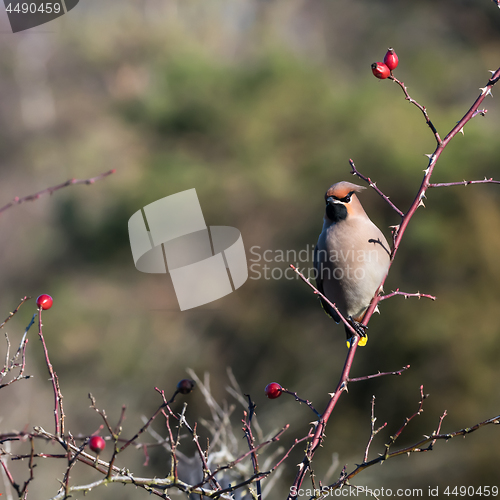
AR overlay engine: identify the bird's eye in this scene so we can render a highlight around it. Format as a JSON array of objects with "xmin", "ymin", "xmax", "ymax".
[
  {"xmin": 340, "ymin": 192, "xmax": 353, "ymax": 203},
  {"xmin": 327, "ymin": 191, "xmax": 354, "ymax": 205}
]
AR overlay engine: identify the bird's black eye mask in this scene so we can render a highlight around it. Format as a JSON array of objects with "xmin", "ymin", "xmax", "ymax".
[{"xmin": 325, "ymin": 191, "xmax": 354, "ymax": 205}]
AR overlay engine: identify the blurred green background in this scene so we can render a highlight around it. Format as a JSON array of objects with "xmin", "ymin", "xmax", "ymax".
[{"xmin": 1, "ymin": 0, "xmax": 500, "ymax": 498}]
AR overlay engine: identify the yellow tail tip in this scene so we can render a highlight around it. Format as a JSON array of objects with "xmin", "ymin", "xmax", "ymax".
[{"xmin": 346, "ymin": 335, "xmax": 368, "ymax": 348}]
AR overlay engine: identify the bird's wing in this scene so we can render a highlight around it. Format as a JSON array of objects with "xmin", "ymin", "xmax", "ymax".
[{"xmin": 313, "ymin": 243, "xmax": 341, "ymax": 323}]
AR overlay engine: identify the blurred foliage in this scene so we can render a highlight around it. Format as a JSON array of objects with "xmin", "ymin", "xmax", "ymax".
[{"xmin": 1, "ymin": 0, "xmax": 500, "ymax": 498}]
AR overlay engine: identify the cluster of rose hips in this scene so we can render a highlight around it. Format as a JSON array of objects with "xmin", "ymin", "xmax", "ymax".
[{"xmin": 371, "ymin": 47, "xmax": 398, "ymax": 79}]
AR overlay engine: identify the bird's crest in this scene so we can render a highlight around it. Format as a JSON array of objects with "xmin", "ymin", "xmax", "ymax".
[{"xmin": 326, "ymin": 181, "xmax": 366, "ymax": 200}]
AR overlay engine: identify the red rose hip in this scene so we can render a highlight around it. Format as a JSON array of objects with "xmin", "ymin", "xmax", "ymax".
[
  {"xmin": 265, "ymin": 382, "xmax": 282, "ymax": 399},
  {"xmin": 89, "ymin": 435, "xmax": 106, "ymax": 454},
  {"xmin": 383, "ymin": 47, "xmax": 398, "ymax": 71},
  {"xmin": 371, "ymin": 62, "xmax": 391, "ymax": 79},
  {"xmin": 36, "ymin": 294, "xmax": 53, "ymax": 310}
]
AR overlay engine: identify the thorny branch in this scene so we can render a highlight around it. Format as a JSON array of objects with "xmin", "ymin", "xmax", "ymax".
[
  {"xmin": 1, "ymin": 388, "xmax": 294, "ymax": 500},
  {"xmin": 290, "ymin": 264, "xmax": 358, "ymax": 339},
  {"xmin": 190, "ymin": 421, "xmax": 222, "ymax": 491},
  {"xmin": 349, "ymin": 160, "xmax": 404, "ymax": 217},
  {"xmin": 282, "ymin": 389, "xmax": 321, "ymax": 418},
  {"xmin": 348, "ymin": 364, "xmax": 410, "ymax": 383},
  {"xmin": 389, "ymin": 75, "xmax": 442, "ymax": 144},
  {"xmin": 379, "ymin": 289, "xmax": 436, "ymax": 302},
  {"xmin": 120, "ymin": 395, "xmax": 171, "ymax": 453},
  {"xmin": 360, "ymin": 67, "xmax": 500, "ymax": 332},
  {"xmin": 289, "ymin": 66, "xmax": 500, "ymax": 498},
  {"xmin": 38, "ymin": 308, "xmax": 65, "ymax": 438},
  {"xmin": 387, "ymin": 385, "xmax": 427, "ymax": 447},
  {"xmin": 429, "ymin": 177, "xmax": 500, "ymax": 188},
  {"xmin": 317, "ymin": 393, "xmax": 500, "ymax": 499},
  {"xmin": 242, "ymin": 395, "xmax": 262, "ymax": 499}
]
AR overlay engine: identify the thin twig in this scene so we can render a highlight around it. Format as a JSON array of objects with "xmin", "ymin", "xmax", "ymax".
[
  {"xmin": 389, "ymin": 75, "xmax": 441, "ymax": 144},
  {"xmin": 114, "ymin": 406, "xmax": 127, "ymax": 436},
  {"xmin": 283, "ymin": 390, "xmax": 321, "ymax": 418},
  {"xmin": 190, "ymin": 422, "xmax": 221, "ymax": 490},
  {"xmin": 38, "ymin": 308, "xmax": 65, "ymax": 438},
  {"xmin": 289, "ymin": 265, "xmax": 358, "ymax": 338},
  {"xmin": 379, "ymin": 289, "xmax": 436, "ymax": 301},
  {"xmin": 429, "ymin": 178, "xmax": 500, "ymax": 188},
  {"xmin": 88, "ymin": 393, "xmax": 115, "ymax": 436},
  {"xmin": 166, "ymin": 413, "xmax": 178, "ymax": 482},
  {"xmin": 349, "ymin": 365, "xmax": 410, "ymax": 383},
  {"xmin": 0, "ymin": 169, "xmax": 116, "ymax": 215},
  {"xmin": 385, "ymin": 385, "xmax": 427, "ymax": 452},
  {"xmin": 119, "ymin": 401, "xmax": 169, "ymax": 453},
  {"xmin": 363, "ymin": 396, "xmax": 387, "ymax": 463},
  {"xmin": 0, "ymin": 297, "xmax": 30, "ymax": 331},
  {"xmin": 243, "ymin": 395, "xmax": 261, "ymax": 499},
  {"xmin": 1, "ymin": 457, "xmax": 19, "ymax": 495},
  {"xmin": 350, "ymin": 160, "xmax": 404, "ymax": 217},
  {"xmin": 61, "ymin": 435, "xmax": 87, "ymax": 498}
]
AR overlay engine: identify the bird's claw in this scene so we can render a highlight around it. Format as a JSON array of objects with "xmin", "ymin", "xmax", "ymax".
[{"xmin": 348, "ymin": 316, "xmax": 368, "ymax": 337}]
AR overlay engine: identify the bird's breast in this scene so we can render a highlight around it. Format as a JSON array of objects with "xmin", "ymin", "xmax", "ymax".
[{"xmin": 318, "ymin": 218, "xmax": 390, "ymax": 317}]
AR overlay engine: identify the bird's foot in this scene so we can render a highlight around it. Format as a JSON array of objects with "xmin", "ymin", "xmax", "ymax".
[
  {"xmin": 346, "ymin": 317, "xmax": 368, "ymax": 348},
  {"xmin": 348, "ymin": 316, "xmax": 368, "ymax": 337}
]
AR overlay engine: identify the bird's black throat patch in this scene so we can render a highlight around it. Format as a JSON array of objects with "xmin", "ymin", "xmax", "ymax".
[{"xmin": 326, "ymin": 203, "xmax": 348, "ymax": 222}]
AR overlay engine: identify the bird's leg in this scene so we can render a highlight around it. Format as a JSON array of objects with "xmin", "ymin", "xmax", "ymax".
[{"xmin": 348, "ymin": 316, "xmax": 368, "ymax": 337}]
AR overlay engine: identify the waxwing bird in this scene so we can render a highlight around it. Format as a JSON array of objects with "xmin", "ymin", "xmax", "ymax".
[{"xmin": 314, "ymin": 181, "xmax": 391, "ymax": 345}]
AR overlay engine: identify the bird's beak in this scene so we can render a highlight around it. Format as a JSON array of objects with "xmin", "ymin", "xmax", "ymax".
[{"xmin": 326, "ymin": 196, "xmax": 342, "ymax": 206}]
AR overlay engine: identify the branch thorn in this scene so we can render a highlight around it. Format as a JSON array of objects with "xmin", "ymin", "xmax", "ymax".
[{"xmin": 479, "ymin": 87, "xmax": 493, "ymax": 97}]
